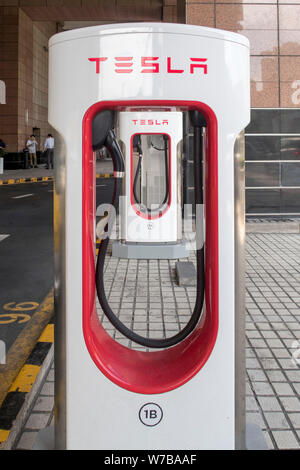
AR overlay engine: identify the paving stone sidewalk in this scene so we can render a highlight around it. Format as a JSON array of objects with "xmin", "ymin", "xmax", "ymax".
[{"xmin": 14, "ymin": 232, "xmax": 300, "ymax": 450}]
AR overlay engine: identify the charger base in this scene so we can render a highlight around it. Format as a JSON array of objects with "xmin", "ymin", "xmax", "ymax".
[{"xmin": 112, "ymin": 241, "xmax": 189, "ymax": 259}]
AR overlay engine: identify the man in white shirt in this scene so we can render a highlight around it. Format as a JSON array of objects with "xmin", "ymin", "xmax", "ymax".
[
  {"xmin": 26, "ymin": 134, "xmax": 38, "ymax": 168},
  {"xmin": 44, "ymin": 134, "xmax": 54, "ymax": 169}
]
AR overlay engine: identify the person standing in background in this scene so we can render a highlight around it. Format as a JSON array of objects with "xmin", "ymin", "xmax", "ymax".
[
  {"xmin": 0, "ymin": 139, "xmax": 6, "ymax": 172},
  {"xmin": 26, "ymin": 134, "xmax": 38, "ymax": 168},
  {"xmin": 44, "ymin": 134, "xmax": 54, "ymax": 169}
]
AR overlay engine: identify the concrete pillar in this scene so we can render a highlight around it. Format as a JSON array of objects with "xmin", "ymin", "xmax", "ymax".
[
  {"xmin": 0, "ymin": 6, "xmax": 56, "ymax": 155},
  {"xmin": 0, "ymin": 7, "xmax": 19, "ymax": 152},
  {"xmin": 18, "ymin": 8, "xmax": 33, "ymax": 152},
  {"xmin": 163, "ymin": 0, "xmax": 186, "ymax": 24}
]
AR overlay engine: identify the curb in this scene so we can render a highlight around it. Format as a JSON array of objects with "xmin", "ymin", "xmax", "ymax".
[
  {"xmin": 0, "ymin": 290, "xmax": 54, "ymax": 408},
  {"xmin": 246, "ymin": 222, "xmax": 300, "ymax": 234},
  {"xmin": 0, "ymin": 321, "xmax": 54, "ymax": 450},
  {"xmin": 0, "ymin": 173, "xmax": 113, "ymax": 185},
  {"xmin": 0, "ymin": 176, "xmax": 53, "ymax": 185},
  {"xmin": 96, "ymin": 173, "xmax": 113, "ymax": 179}
]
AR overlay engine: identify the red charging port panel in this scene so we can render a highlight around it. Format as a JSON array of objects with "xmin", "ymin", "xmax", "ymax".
[{"xmin": 82, "ymin": 100, "xmax": 218, "ymax": 395}]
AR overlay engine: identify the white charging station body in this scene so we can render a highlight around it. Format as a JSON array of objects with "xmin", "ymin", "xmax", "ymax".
[{"xmin": 49, "ymin": 23, "xmax": 250, "ymax": 450}]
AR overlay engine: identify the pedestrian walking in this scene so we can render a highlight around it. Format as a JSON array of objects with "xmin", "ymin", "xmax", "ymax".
[
  {"xmin": 0, "ymin": 138, "xmax": 6, "ymax": 157},
  {"xmin": 0, "ymin": 138, "xmax": 6, "ymax": 173},
  {"xmin": 26, "ymin": 134, "xmax": 38, "ymax": 168},
  {"xmin": 44, "ymin": 133, "xmax": 54, "ymax": 169}
]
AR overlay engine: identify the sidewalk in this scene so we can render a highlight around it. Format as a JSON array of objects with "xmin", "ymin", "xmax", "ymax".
[
  {"xmin": 12, "ymin": 231, "xmax": 300, "ymax": 450},
  {"xmin": 0, "ymin": 160, "xmax": 113, "ymax": 183}
]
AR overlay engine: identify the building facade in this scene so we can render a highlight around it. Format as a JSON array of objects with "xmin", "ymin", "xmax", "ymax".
[{"xmin": 1, "ymin": 0, "xmax": 300, "ymax": 216}]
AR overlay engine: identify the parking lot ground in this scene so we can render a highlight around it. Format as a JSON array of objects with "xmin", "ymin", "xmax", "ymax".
[{"xmin": 0, "ymin": 182, "xmax": 54, "ymax": 410}]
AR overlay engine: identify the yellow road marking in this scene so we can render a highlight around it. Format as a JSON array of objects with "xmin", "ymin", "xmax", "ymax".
[
  {"xmin": 95, "ymin": 173, "xmax": 113, "ymax": 178},
  {"xmin": 0, "ymin": 313, "xmax": 31, "ymax": 325},
  {"xmin": 0, "ymin": 430, "xmax": 10, "ymax": 443},
  {"xmin": 0, "ymin": 289, "xmax": 54, "ymax": 407},
  {"xmin": 9, "ymin": 364, "xmax": 40, "ymax": 393},
  {"xmin": 38, "ymin": 323, "xmax": 54, "ymax": 343},
  {"xmin": 0, "ymin": 177, "xmax": 54, "ymax": 186},
  {"xmin": 3, "ymin": 301, "xmax": 39, "ymax": 312}
]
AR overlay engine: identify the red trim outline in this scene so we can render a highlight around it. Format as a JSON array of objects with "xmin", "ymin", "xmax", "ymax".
[
  {"xmin": 82, "ymin": 100, "xmax": 218, "ymax": 395},
  {"xmin": 130, "ymin": 132, "xmax": 171, "ymax": 220}
]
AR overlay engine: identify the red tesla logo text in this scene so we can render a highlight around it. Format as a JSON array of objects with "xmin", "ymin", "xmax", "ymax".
[
  {"xmin": 88, "ymin": 57, "xmax": 208, "ymax": 75},
  {"xmin": 132, "ymin": 119, "xmax": 169, "ymax": 126}
]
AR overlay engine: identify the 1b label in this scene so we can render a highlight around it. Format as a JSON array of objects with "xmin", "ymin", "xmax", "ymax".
[{"xmin": 139, "ymin": 403, "xmax": 163, "ymax": 426}]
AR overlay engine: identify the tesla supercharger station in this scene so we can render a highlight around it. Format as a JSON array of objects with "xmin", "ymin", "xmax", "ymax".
[
  {"xmin": 111, "ymin": 110, "xmax": 189, "ymax": 259},
  {"xmin": 49, "ymin": 23, "xmax": 250, "ymax": 450}
]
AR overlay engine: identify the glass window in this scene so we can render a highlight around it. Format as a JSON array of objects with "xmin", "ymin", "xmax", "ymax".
[
  {"xmin": 280, "ymin": 137, "xmax": 300, "ymax": 160},
  {"xmin": 245, "ymin": 162, "xmax": 279, "ymax": 187},
  {"xmin": 245, "ymin": 136, "xmax": 280, "ymax": 161},
  {"xmin": 246, "ymin": 189, "xmax": 280, "ymax": 214}
]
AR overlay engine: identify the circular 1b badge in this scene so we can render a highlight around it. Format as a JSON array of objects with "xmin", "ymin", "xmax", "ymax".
[{"xmin": 139, "ymin": 403, "xmax": 163, "ymax": 427}]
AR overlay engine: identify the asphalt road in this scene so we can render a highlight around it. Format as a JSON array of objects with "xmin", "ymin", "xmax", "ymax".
[{"xmin": 0, "ymin": 179, "xmax": 114, "ymax": 353}]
